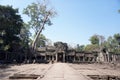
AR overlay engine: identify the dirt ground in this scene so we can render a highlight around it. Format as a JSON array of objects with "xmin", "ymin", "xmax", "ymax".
[
  {"xmin": 0, "ymin": 63, "xmax": 52, "ymax": 80},
  {"xmin": 0, "ymin": 63, "xmax": 120, "ymax": 80},
  {"xmin": 69, "ymin": 63, "xmax": 120, "ymax": 76}
]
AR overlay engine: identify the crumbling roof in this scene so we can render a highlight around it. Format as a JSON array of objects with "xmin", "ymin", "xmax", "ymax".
[
  {"xmin": 76, "ymin": 53, "xmax": 84, "ymax": 56},
  {"xmin": 36, "ymin": 52, "xmax": 46, "ymax": 56},
  {"xmin": 37, "ymin": 47, "xmax": 46, "ymax": 52},
  {"xmin": 46, "ymin": 52, "xmax": 55, "ymax": 55},
  {"xmin": 46, "ymin": 46, "xmax": 55, "ymax": 52},
  {"xmin": 67, "ymin": 52, "xmax": 75, "ymax": 56},
  {"xmin": 54, "ymin": 42, "xmax": 68, "ymax": 51}
]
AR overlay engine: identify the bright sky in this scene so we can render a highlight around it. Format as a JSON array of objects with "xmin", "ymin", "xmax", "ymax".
[{"xmin": 0, "ymin": 0, "xmax": 120, "ymax": 46}]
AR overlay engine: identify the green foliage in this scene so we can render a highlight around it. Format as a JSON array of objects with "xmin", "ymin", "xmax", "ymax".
[
  {"xmin": 88, "ymin": 33, "xmax": 120, "ymax": 53},
  {"xmin": 36, "ymin": 34, "xmax": 47, "ymax": 47},
  {"xmin": 84, "ymin": 44, "xmax": 99, "ymax": 52},
  {"xmin": 23, "ymin": 1, "xmax": 57, "ymax": 35},
  {"xmin": 20, "ymin": 23, "xmax": 31, "ymax": 50},
  {"xmin": 89, "ymin": 35, "xmax": 99, "ymax": 45},
  {"xmin": 0, "ymin": 5, "xmax": 23, "ymax": 51},
  {"xmin": 76, "ymin": 44, "xmax": 85, "ymax": 52},
  {"xmin": 23, "ymin": 1, "xmax": 57, "ymax": 49},
  {"xmin": 103, "ymin": 34, "xmax": 120, "ymax": 54},
  {"xmin": 114, "ymin": 33, "xmax": 120, "ymax": 45}
]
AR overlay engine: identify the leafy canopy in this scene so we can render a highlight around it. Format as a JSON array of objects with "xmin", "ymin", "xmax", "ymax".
[{"xmin": 0, "ymin": 5, "xmax": 23, "ymax": 51}]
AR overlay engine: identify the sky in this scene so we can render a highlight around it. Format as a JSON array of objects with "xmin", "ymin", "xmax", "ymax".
[{"xmin": 0, "ymin": 0, "xmax": 120, "ymax": 46}]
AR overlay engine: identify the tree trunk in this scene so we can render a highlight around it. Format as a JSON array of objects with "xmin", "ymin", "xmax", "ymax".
[{"xmin": 32, "ymin": 13, "xmax": 50, "ymax": 51}]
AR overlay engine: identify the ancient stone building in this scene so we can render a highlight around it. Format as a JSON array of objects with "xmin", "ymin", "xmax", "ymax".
[
  {"xmin": 35, "ymin": 42, "xmax": 97, "ymax": 63},
  {"xmin": 1, "ymin": 42, "xmax": 120, "ymax": 64}
]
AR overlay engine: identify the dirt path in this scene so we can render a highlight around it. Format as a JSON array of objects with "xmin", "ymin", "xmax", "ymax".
[
  {"xmin": 41, "ymin": 63, "xmax": 91, "ymax": 80},
  {"xmin": 1, "ymin": 63, "xmax": 120, "ymax": 80},
  {"xmin": 69, "ymin": 63, "xmax": 120, "ymax": 76},
  {"xmin": 0, "ymin": 64, "xmax": 52, "ymax": 80}
]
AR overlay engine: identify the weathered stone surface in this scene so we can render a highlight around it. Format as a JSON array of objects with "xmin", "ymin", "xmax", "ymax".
[
  {"xmin": 0, "ymin": 64, "xmax": 52, "ymax": 80},
  {"xmin": 1, "ymin": 63, "xmax": 120, "ymax": 80},
  {"xmin": 41, "ymin": 63, "xmax": 91, "ymax": 80}
]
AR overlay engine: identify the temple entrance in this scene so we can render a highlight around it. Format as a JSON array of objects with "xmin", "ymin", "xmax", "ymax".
[{"xmin": 57, "ymin": 53, "xmax": 63, "ymax": 62}]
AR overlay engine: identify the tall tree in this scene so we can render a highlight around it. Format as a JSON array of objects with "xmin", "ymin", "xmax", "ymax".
[
  {"xmin": 76, "ymin": 44, "xmax": 85, "ymax": 52},
  {"xmin": 0, "ymin": 5, "xmax": 23, "ymax": 51},
  {"xmin": 84, "ymin": 44, "xmax": 99, "ymax": 52},
  {"xmin": 90, "ymin": 34, "xmax": 105, "ymax": 45},
  {"xmin": 36, "ymin": 34, "xmax": 47, "ymax": 47},
  {"xmin": 89, "ymin": 34, "xmax": 105, "ymax": 52},
  {"xmin": 20, "ymin": 23, "xmax": 31, "ymax": 50},
  {"xmin": 104, "ymin": 34, "xmax": 120, "ymax": 53},
  {"xmin": 113, "ymin": 33, "xmax": 120, "ymax": 53},
  {"xmin": 114, "ymin": 33, "xmax": 120, "ymax": 45},
  {"xmin": 23, "ymin": 0, "xmax": 56, "ymax": 50},
  {"xmin": 89, "ymin": 35, "xmax": 99, "ymax": 45}
]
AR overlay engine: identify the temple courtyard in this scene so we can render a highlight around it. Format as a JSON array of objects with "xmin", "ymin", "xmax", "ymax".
[{"xmin": 0, "ymin": 63, "xmax": 120, "ymax": 80}]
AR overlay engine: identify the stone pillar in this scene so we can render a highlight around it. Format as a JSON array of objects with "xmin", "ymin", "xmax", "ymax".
[
  {"xmin": 45, "ymin": 55, "xmax": 46, "ymax": 61},
  {"xmin": 79, "ymin": 56, "xmax": 80, "ymax": 62},
  {"xmin": 92, "ymin": 57, "xmax": 95, "ymax": 62},
  {"xmin": 113, "ymin": 55, "xmax": 116, "ymax": 62},
  {"xmin": 66, "ymin": 56, "xmax": 68, "ymax": 62},
  {"xmin": 83, "ymin": 56, "xmax": 85, "ymax": 62},
  {"xmin": 73, "ymin": 56, "xmax": 75, "ymax": 62},
  {"xmin": 77, "ymin": 56, "xmax": 79, "ymax": 62},
  {"xmin": 88, "ymin": 57, "xmax": 90, "ymax": 62},
  {"xmin": 48, "ymin": 56, "xmax": 50, "ymax": 62},
  {"xmin": 63, "ymin": 53, "xmax": 65, "ymax": 62},
  {"xmin": 107, "ymin": 52, "xmax": 110, "ymax": 62},
  {"xmin": 56, "ymin": 53, "xmax": 57, "ymax": 62},
  {"xmin": 52, "ymin": 55, "xmax": 54, "ymax": 61}
]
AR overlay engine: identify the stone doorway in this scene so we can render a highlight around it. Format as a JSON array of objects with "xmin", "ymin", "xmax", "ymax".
[{"xmin": 57, "ymin": 53, "xmax": 64, "ymax": 62}]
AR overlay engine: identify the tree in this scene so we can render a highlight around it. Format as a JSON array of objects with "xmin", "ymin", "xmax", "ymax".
[
  {"xmin": 84, "ymin": 44, "xmax": 99, "ymax": 52},
  {"xmin": 20, "ymin": 23, "xmax": 31, "ymax": 50},
  {"xmin": 0, "ymin": 5, "xmax": 23, "ymax": 51},
  {"xmin": 105, "ymin": 36, "xmax": 114, "ymax": 51},
  {"xmin": 54, "ymin": 42, "xmax": 68, "ymax": 51},
  {"xmin": 113, "ymin": 33, "xmax": 120, "ymax": 53},
  {"xmin": 76, "ymin": 44, "xmax": 85, "ymax": 52},
  {"xmin": 36, "ymin": 34, "xmax": 47, "ymax": 47},
  {"xmin": 89, "ymin": 34, "xmax": 105, "ymax": 45},
  {"xmin": 89, "ymin": 35, "xmax": 99, "ymax": 45},
  {"xmin": 114, "ymin": 33, "xmax": 120, "ymax": 45},
  {"xmin": 87, "ymin": 34, "xmax": 106, "ymax": 53},
  {"xmin": 104, "ymin": 34, "xmax": 120, "ymax": 53},
  {"xmin": 23, "ymin": 0, "xmax": 57, "ymax": 50}
]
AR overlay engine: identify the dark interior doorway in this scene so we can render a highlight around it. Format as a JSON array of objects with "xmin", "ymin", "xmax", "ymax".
[{"xmin": 57, "ymin": 53, "xmax": 63, "ymax": 62}]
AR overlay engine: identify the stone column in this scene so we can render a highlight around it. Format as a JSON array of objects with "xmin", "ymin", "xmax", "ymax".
[
  {"xmin": 79, "ymin": 56, "xmax": 80, "ymax": 62},
  {"xmin": 77, "ymin": 56, "xmax": 79, "ymax": 62},
  {"xmin": 63, "ymin": 53, "xmax": 65, "ymax": 62},
  {"xmin": 48, "ymin": 56, "xmax": 50, "ymax": 62},
  {"xmin": 107, "ymin": 52, "xmax": 110, "ymax": 62},
  {"xmin": 45, "ymin": 54, "xmax": 46, "ymax": 61},
  {"xmin": 89, "ymin": 57, "xmax": 91, "ymax": 62},
  {"xmin": 56, "ymin": 53, "xmax": 57, "ymax": 62},
  {"xmin": 92, "ymin": 57, "xmax": 95, "ymax": 62},
  {"xmin": 73, "ymin": 56, "xmax": 75, "ymax": 62},
  {"xmin": 66, "ymin": 55, "xmax": 68, "ymax": 62},
  {"xmin": 83, "ymin": 56, "xmax": 85, "ymax": 62},
  {"xmin": 52, "ymin": 55, "xmax": 54, "ymax": 61}
]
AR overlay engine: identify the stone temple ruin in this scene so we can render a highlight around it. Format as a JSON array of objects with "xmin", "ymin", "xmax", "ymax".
[
  {"xmin": 1, "ymin": 41, "xmax": 120, "ymax": 64},
  {"xmin": 34, "ymin": 42, "xmax": 95, "ymax": 63},
  {"xmin": 31, "ymin": 41, "xmax": 120, "ymax": 63},
  {"xmin": 1, "ymin": 42, "xmax": 120, "ymax": 80}
]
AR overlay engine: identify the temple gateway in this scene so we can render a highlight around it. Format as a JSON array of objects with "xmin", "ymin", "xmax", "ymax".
[
  {"xmin": 36, "ymin": 48, "xmax": 96, "ymax": 63},
  {"xmin": 1, "ymin": 41, "xmax": 120, "ymax": 63},
  {"xmin": 34, "ymin": 42, "xmax": 97, "ymax": 63}
]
